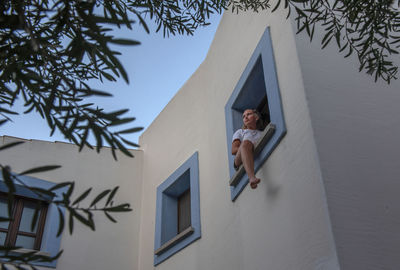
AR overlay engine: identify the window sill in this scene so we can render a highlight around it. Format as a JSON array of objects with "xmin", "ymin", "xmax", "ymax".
[
  {"xmin": 229, "ymin": 123, "xmax": 276, "ymax": 187},
  {"xmin": 9, "ymin": 248, "xmax": 51, "ymax": 257},
  {"xmin": 154, "ymin": 226, "xmax": 194, "ymax": 255}
]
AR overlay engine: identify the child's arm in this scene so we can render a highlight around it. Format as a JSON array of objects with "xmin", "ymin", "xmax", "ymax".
[{"xmin": 232, "ymin": 139, "xmax": 241, "ymax": 155}]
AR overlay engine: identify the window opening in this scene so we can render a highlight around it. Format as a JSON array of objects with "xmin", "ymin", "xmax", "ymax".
[
  {"xmin": 256, "ymin": 96, "xmax": 270, "ymax": 130},
  {"xmin": 225, "ymin": 27, "xmax": 286, "ymax": 201},
  {"xmin": 0, "ymin": 193, "xmax": 48, "ymax": 250},
  {"xmin": 177, "ymin": 189, "xmax": 191, "ymax": 234},
  {"xmin": 0, "ymin": 172, "xmax": 67, "ymax": 268},
  {"xmin": 154, "ymin": 152, "xmax": 201, "ymax": 265}
]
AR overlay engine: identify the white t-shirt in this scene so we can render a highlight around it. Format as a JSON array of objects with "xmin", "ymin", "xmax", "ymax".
[{"xmin": 232, "ymin": 128, "xmax": 262, "ymax": 145}]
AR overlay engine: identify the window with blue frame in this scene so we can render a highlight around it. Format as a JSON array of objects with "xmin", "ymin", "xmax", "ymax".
[
  {"xmin": 225, "ymin": 27, "xmax": 286, "ymax": 201},
  {"xmin": 0, "ymin": 193, "xmax": 48, "ymax": 250},
  {"xmin": 154, "ymin": 152, "xmax": 201, "ymax": 266},
  {"xmin": 0, "ymin": 173, "xmax": 66, "ymax": 268}
]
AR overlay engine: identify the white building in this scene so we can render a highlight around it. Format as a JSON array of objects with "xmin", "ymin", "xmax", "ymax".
[{"xmin": 1, "ymin": 7, "xmax": 400, "ymax": 270}]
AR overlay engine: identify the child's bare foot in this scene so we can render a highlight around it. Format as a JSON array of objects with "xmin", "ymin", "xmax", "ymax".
[{"xmin": 249, "ymin": 177, "xmax": 260, "ymax": 189}]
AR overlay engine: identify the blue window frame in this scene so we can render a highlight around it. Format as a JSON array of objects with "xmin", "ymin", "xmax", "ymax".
[
  {"xmin": 0, "ymin": 173, "xmax": 66, "ymax": 268},
  {"xmin": 154, "ymin": 152, "xmax": 201, "ymax": 265},
  {"xmin": 225, "ymin": 27, "xmax": 286, "ymax": 201}
]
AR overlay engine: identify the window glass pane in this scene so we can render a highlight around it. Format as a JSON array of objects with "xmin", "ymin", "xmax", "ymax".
[
  {"xmin": 0, "ymin": 232, "xmax": 6, "ymax": 246},
  {"xmin": 0, "ymin": 198, "xmax": 10, "ymax": 229},
  {"xmin": 177, "ymin": 189, "xmax": 191, "ymax": 233},
  {"xmin": 15, "ymin": 235, "xmax": 36, "ymax": 249},
  {"xmin": 19, "ymin": 201, "xmax": 41, "ymax": 233}
]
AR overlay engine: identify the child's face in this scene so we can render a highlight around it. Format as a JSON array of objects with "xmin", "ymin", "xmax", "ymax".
[{"xmin": 242, "ymin": 109, "xmax": 258, "ymax": 128}]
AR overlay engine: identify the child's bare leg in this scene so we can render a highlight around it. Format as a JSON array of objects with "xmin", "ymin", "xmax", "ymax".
[
  {"xmin": 234, "ymin": 147, "xmax": 242, "ymax": 168},
  {"xmin": 235, "ymin": 140, "xmax": 260, "ymax": 189}
]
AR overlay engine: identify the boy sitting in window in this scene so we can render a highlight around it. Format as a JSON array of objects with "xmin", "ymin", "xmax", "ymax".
[{"xmin": 231, "ymin": 109, "xmax": 263, "ymax": 189}]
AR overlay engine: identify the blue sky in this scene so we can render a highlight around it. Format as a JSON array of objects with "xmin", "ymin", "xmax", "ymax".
[{"xmin": 2, "ymin": 13, "xmax": 222, "ymax": 148}]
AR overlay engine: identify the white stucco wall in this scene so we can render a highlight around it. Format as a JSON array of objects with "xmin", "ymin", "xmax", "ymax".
[
  {"xmin": 0, "ymin": 136, "xmax": 143, "ymax": 270},
  {"xmin": 138, "ymin": 8, "xmax": 338, "ymax": 270},
  {"xmin": 294, "ymin": 19, "xmax": 400, "ymax": 270}
]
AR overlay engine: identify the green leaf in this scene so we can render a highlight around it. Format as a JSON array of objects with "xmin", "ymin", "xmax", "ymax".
[
  {"xmin": 344, "ymin": 46, "xmax": 353, "ymax": 58},
  {"xmin": 120, "ymin": 137, "xmax": 139, "ymax": 148},
  {"xmin": 105, "ymin": 203, "xmax": 132, "ymax": 212},
  {"xmin": 310, "ymin": 24, "xmax": 315, "ymax": 42},
  {"xmin": 29, "ymin": 187, "xmax": 55, "ymax": 198},
  {"xmin": 109, "ymin": 39, "xmax": 141, "ymax": 46},
  {"xmin": 0, "ymin": 141, "xmax": 25, "ymax": 151},
  {"xmin": 0, "ymin": 245, "xmax": 19, "ymax": 251},
  {"xmin": 322, "ymin": 29, "xmax": 334, "ymax": 45},
  {"xmin": 0, "ymin": 217, "xmax": 12, "ymax": 222},
  {"xmin": 335, "ymin": 31, "xmax": 341, "ymax": 47},
  {"xmin": 2, "ymin": 168, "xmax": 15, "ymax": 194},
  {"xmin": 339, "ymin": 42, "xmax": 348, "ymax": 52},
  {"xmin": 68, "ymin": 209, "xmax": 74, "ymax": 235},
  {"xmin": 90, "ymin": 189, "xmax": 111, "ymax": 207},
  {"xmin": 116, "ymin": 127, "xmax": 143, "ymax": 134},
  {"xmin": 106, "ymin": 186, "xmax": 119, "ymax": 206},
  {"xmin": 71, "ymin": 209, "xmax": 95, "ymax": 231},
  {"xmin": 30, "ymin": 204, "xmax": 41, "ymax": 232},
  {"xmin": 56, "ymin": 207, "xmax": 65, "ymax": 237},
  {"xmin": 92, "ymin": 15, "xmax": 135, "ymax": 25},
  {"xmin": 64, "ymin": 181, "xmax": 75, "ymax": 203},
  {"xmin": 134, "ymin": 12, "xmax": 150, "ymax": 33},
  {"xmin": 0, "ymin": 119, "xmax": 8, "ymax": 126},
  {"xmin": 113, "ymin": 138, "xmax": 134, "ymax": 157},
  {"xmin": 100, "ymin": 70, "xmax": 116, "ymax": 81},
  {"xmin": 99, "ymin": 44, "xmax": 130, "ymax": 83},
  {"xmin": 78, "ymin": 129, "xmax": 90, "ymax": 152},
  {"xmin": 80, "ymin": 89, "xmax": 113, "ymax": 97},
  {"xmin": 104, "ymin": 211, "xmax": 117, "ymax": 223},
  {"xmin": 321, "ymin": 36, "xmax": 333, "ymax": 49},
  {"xmin": 271, "ymin": 0, "xmax": 281, "ymax": 12},
  {"xmin": 49, "ymin": 182, "xmax": 72, "ymax": 192},
  {"xmin": 20, "ymin": 165, "xmax": 61, "ymax": 175},
  {"xmin": 109, "ymin": 109, "xmax": 129, "ymax": 117},
  {"xmin": 294, "ymin": 6, "xmax": 307, "ymax": 17},
  {"xmin": 110, "ymin": 146, "xmax": 117, "ymax": 160},
  {"xmin": 72, "ymin": 188, "xmax": 92, "ymax": 205},
  {"xmin": 108, "ymin": 117, "xmax": 136, "ymax": 126},
  {"xmin": 0, "ymin": 107, "xmax": 18, "ymax": 115}
]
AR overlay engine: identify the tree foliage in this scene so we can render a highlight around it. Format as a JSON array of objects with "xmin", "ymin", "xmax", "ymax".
[
  {"xmin": 284, "ymin": 0, "xmax": 400, "ymax": 83},
  {"xmin": 1, "ymin": 1, "xmax": 398, "ymax": 159},
  {"xmin": 233, "ymin": 0, "xmax": 400, "ymax": 83},
  {"xmin": 0, "ymin": 0, "xmax": 271, "ymax": 156}
]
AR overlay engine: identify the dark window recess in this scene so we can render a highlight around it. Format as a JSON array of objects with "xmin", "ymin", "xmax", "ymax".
[
  {"xmin": 0, "ymin": 193, "xmax": 48, "ymax": 250},
  {"xmin": 231, "ymin": 57, "xmax": 271, "ymax": 133},
  {"xmin": 177, "ymin": 189, "xmax": 191, "ymax": 233},
  {"xmin": 154, "ymin": 152, "xmax": 201, "ymax": 264},
  {"xmin": 256, "ymin": 96, "xmax": 270, "ymax": 130}
]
